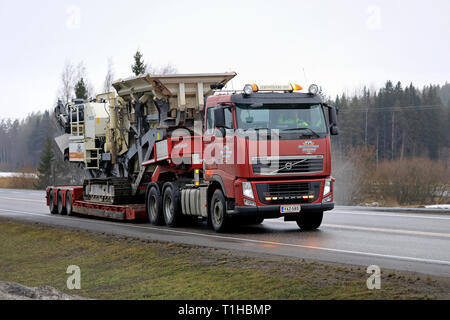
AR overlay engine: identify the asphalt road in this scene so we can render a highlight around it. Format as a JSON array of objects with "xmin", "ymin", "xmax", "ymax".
[{"xmin": 1, "ymin": 188, "xmax": 449, "ymax": 277}]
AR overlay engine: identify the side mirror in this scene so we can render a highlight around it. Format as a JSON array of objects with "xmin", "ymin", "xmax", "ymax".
[
  {"xmin": 328, "ymin": 107, "xmax": 339, "ymax": 136},
  {"xmin": 329, "ymin": 107, "xmax": 337, "ymax": 126},
  {"xmin": 214, "ymin": 108, "xmax": 225, "ymax": 128},
  {"xmin": 330, "ymin": 126, "xmax": 339, "ymax": 136},
  {"xmin": 214, "ymin": 108, "xmax": 226, "ymax": 137}
]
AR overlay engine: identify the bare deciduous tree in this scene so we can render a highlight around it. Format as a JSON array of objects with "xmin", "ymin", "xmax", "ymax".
[
  {"xmin": 58, "ymin": 61, "xmax": 75, "ymax": 104},
  {"xmin": 103, "ymin": 58, "xmax": 115, "ymax": 93},
  {"xmin": 147, "ymin": 63, "xmax": 178, "ymax": 75},
  {"xmin": 74, "ymin": 61, "xmax": 95, "ymax": 99}
]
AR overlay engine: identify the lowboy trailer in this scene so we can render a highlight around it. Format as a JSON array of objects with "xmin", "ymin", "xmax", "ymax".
[{"xmin": 47, "ymin": 72, "xmax": 339, "ymax": 232}]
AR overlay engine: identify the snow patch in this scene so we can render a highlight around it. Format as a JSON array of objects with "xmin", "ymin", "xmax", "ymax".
[
  {"xmin": 425, "ymin": 204, "xmax": 450, "ymax": 209},
  {"xmin": 0, "ymin": 172, "xmax": 38, "ymax": 178}
]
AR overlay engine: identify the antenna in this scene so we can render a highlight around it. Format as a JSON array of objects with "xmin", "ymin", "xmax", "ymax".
[
  {"xmin": 302, "ymin": 68, "xmax": 308, "ymax": 86},
  {"xmin": 230, "ymin": 67, "xmax": 235, "ymax": 91}
]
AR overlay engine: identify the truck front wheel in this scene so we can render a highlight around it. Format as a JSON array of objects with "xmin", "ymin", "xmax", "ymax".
[
  {"xmin": 210, "ymin": 189, "xmax": 230, "ymax": 233},
  {"xmin": 296, "ymin": 211, "xmax": 323, "ymax": 231},
  {"xmin": 162, "ymin": 183, "xmax": 182, "ymax": 227},
  {"xmin": 147, "ymin": 186, "xmax": 164, "ymax": 225}
]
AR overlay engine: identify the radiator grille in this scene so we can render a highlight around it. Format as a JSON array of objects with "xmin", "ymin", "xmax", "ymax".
[{"xmin": 252, "ymin": 156, "xmax": 323, "ymax": 175}]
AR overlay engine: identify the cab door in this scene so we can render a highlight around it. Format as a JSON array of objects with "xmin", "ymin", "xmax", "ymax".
[{"xmin": 203, "ymin": 106, "xmax": 234, "ymax": 172}]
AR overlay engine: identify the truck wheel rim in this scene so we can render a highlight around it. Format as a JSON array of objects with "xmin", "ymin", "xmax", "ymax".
[
  {"xmin": 150, "ymin": 195, "xmax": 158, "ymax": 219},
  {"xmin": 49, "ymin": 193, "xmax": 55, "ymax": 212},
  {"xmin": 213, "ymin": 199, "xmax": 223, "ymax": 226},
  {"xmin": 67, "ymin": 198, "xmax": 72, "ymax": 214},
  {"xmin": 165, "ymin": 195, "xmax": 173, "ymax": 221},
  {"xmin": 58, "ymin": 193, "xmax": 63, "ymax": 212}
]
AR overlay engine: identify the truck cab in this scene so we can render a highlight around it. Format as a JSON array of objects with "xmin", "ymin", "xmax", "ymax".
[{"xmin": 202, "ymin": 84, "xmax": 338, "ymax": 231}]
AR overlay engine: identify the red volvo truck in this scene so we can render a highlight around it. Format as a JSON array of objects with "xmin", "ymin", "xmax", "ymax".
[{"xmin": 47, "ymin": 74, "xmax": 338, "ymax": 232}]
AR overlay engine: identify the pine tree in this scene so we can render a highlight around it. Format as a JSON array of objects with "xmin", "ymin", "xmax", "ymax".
[
  {"xmin": 35, "ymin": 138, "xmax": 54, "ymax": 189},
  {"xmin": 131, "ymin": 50, "xmax": 147, "ymax": 76},
  {"xmin": 74, "ymin": 78, "xmax": 88, "ymax": 100}
]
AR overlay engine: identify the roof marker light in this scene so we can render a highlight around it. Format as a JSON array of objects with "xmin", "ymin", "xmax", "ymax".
[
  {"xmin": 244, "ymin": 83, "xmax": 303, "ymax": 94},
  {"xmin": 291, "ymin": 84, "xmax": 303, "ymax": 91}
]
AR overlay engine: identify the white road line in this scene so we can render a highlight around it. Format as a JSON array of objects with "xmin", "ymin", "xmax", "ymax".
[
  {"xmin": 322, "ymin": 223, "xmax": 450, "ymax": 238},
  {"xmin": 332, "ymin": 210, "xmax": 450, "ymax": 220},
  {"xmin": 0, "ymin": 197, "xmax": 44, "ymax": 203},
  {"xmin": 1, "ymin": 208, "xmax": 450, "ymax": 267},
  {"xmin": 265, "ymin": 219, "xmax": 450, "ymax": 238}
]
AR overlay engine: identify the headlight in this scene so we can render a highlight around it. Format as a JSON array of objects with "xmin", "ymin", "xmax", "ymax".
[
  {"xmin": 323, "ymin": 178, "xmax": 332, "ymax": 196},
  {"xmin": 242, "ymin": 181, "xmax": 255, "ymax": 199}
]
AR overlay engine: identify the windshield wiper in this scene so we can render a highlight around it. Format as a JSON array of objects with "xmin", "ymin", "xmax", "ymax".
[
  {"xmin": 245, "ymin": 128, "xmax": 280, "ymax": 134},
  {"xmin": 281, "ymin": 127, "xmax": 320, "ymax": 138}
]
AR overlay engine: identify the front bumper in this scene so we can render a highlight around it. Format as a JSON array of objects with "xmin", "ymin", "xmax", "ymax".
[{"xmin": 228, "ymin": 202, "xmax": 334, "ymax": 219}]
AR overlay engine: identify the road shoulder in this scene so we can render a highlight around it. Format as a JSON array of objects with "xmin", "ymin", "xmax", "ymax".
[{"xmin": 1, "ymin": 218, "xmax": 449, "ymax": 300}]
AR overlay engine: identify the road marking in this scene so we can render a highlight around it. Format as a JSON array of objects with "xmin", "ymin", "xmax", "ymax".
[
  {"xmin": 0, "ymin": 197, "xmax": 44, "ymax": 203},
  {"xmin": 322, "ymin": 223, "xmax": 450, "ymax": 238},
  {"xmin": 333, "ymin": 210, "xmax": 450, "ymax": 220},
  {"xmin": 1, "ymin": 207, "xmax": 450, "ymax": 267},
  {"xmin": 264, "ymin": 220, "xmax": 450, "ymax": 238}
]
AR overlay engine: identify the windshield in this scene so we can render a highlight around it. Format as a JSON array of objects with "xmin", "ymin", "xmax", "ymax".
[{"xmin": 235, "ymin": 104, "xmax": 328, "ymax": 134}]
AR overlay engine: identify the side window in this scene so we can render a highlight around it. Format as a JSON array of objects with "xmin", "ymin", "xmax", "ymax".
[{"xmin": 206, "ymin": 108, "xmax": 215, "ymax": 134}]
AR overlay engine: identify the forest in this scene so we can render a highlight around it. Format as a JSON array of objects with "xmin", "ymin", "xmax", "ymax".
[
  {"xmin": 0, "ymin": 52, "xmax": 449, "ymax": 205},
  {"xmin": 329, "ymin": 81, "xmax": 450, "ymax": 205}
]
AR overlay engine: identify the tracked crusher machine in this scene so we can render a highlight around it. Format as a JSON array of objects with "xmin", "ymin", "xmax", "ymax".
[{"xmin": 54, "ymin": 73, "xmax": 236, "ymax": 204}]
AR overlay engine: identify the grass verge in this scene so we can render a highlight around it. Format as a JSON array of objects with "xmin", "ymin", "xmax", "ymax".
[
  {"xmin": 0, "ymin": 177, "xmax": 38, "ymax": 189},
  {"xmin": 0, "ymin": 218, "xmax": 449, "ymax": 300}
]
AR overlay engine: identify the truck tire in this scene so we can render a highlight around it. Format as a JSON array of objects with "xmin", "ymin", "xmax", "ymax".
[
  {"xmin": 210, "ymin": 189, "xmax": 230, "ymax": 233},
  {"xmin": 66, "ymin": 191, "xmax": 74, "ymax": 216},
  {"xmin": 57, "ymin": 190, "xmax": 66, "ymax": 215},
  {"xmin": 162, "ymin": 183, "xmax": 182, "ymax": 227},
  {"xmin": 147, "ymin": 186, "xmax": 164, "ymax": 225},
  {"xmin": 49, "ymin": 190, "xmax": 58, "ymax": 215},
  {"xmin": 296, "ymin": 211, "xmax": 323, "ymax": 231}
]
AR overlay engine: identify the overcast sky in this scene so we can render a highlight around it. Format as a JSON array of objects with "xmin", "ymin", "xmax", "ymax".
[{"xmin": 0, "ymin": 0, "xmax": 449, "ymax": 119}]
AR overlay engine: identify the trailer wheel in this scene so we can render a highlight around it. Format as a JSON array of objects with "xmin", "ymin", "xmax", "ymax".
[
  {"xmin": 162, "ymin": 183, "xmax": 182, "ymax": 227},
  {"xmin": 296, "ymin": 211, "xmax": 323, "ymax": 231},
  {"xmin": 57, "ymin": 190, "xmax": 66, "ymax": 215},
  {"xmin": 49, "ymin": 190, "xmax": 58, "ymax": 215},
  {"xmin": 66, "ymin": 192, "xmax": 74, "ymax": 216},
  {"xmin": 147, "ymin": 186, "xmax": 164, "ymax": 225},
  {"xmin": 210, "ymin": 189, "xmax": 230, "ymax": 233}
]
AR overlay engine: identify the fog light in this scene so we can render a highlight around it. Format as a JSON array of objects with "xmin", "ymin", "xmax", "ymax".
[
  {"xmin": 244, "ymin": 199, "xmax": 256, "ymax": 207},
  {"xmin": 323, "ymin": 195, "xmax": 332, "ymax": 203}
]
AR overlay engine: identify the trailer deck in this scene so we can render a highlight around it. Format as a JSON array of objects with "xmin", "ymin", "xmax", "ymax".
[{"xmin": 46, "ymin": 186, "xmax": 146, "ymax": 221}]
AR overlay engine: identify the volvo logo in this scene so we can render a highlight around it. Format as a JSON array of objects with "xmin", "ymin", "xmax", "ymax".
[{"xmin": 285, "ymin": 162, "xmax": 293, "ymax": 171}]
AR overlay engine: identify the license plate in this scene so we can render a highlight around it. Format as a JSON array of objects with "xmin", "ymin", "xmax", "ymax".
[{"xmin": 280, "ymin": 205, "xmax": 301, "ymax": 214}]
